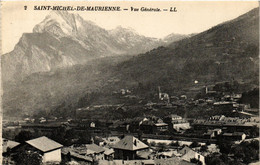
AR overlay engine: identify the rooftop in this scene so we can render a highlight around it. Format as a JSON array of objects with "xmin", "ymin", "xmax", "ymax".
[
  {"xmin": 113, "ymin": 135, "xmax": 148, "ymax": 151},
  {"xmin": 26, "ymin": 136, "xmax": 63, "ymax": 152},
  {"xmin": 2, "ymin": 138, "xmax": 20, "ymax": 153},
  {"xmin": 85, "ymin": 143, "xmax": 105, "ymax": 154},
  {"xmin": 155, "ymin": 123, "xmax": 168, "ymax": 127}
]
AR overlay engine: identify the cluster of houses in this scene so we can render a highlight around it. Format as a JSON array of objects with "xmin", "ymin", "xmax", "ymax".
[
  {"xmin": 137, "ymin": 115, "xmax": 190, "ymax": 134},
  {"xmin": 194, "ymin": 115, "xmax": 259, "ymax": 141},
  {"xmin": 2, "ymin": 135, "xmax": 207, "ymax": 165}
]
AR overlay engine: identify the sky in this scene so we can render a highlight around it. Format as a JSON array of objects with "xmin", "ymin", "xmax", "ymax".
[{"xmin": 1, "ymin": 1, "xmax": 259, "ymax": 54}]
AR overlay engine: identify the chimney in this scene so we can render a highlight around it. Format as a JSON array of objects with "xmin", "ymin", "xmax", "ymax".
[{"xmin": 134, "ymin": 140, "xmax": 137, "ymax": 146}]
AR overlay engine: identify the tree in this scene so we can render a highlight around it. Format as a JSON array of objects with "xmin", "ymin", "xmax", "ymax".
[
  {"xmin": 157, "ymin": 142, "xmax": 167, "ymax": 152},
  {"xmin": 15, "ymin": 131, "xmax": 33, "ymax": 143},
  {"xmin": 216, "ymin": 139, "xmax": 233, "ymax": 154},
  {"xmin": 170, "ymin": 141, "xmax": 180, "ymax": 147},
  {"xmin": 189, "ymin": 141, "xmax": 201, "ymax": 148},
  {"xmin": 205, "ymin": 154, "xmax": 226, "ymax": 165},
  {"xmin": 13, "ymin": 150, "xmax": 42, "ymax": 165},
  {"xmin": 200, "ymin": 145, "xmax": 208, "ymax": 152},
  {"xmin": 190, "ymin": 158, "xmax": 203, "ymax": 165}
]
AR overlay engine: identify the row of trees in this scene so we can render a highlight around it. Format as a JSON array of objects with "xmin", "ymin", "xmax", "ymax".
[{"xmin": 206, "ymin": 140, "xmax": 259, "ymax": 165}]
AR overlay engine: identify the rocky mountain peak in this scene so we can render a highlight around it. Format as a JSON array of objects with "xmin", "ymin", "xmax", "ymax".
[{"xmin": 33, "ymin": 11, "xmax": 100, "ymax": 38}]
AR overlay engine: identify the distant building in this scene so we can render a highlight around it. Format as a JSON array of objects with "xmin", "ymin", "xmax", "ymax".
[
  {"xmin": 90, "ymin": 122, "xmax": 96, "ymax": 128},
  {"xmin": 213, "ymin": 128, "xmax": 222, "ymax": 136},
  {"xmin": 221, "ymin": 132, "xmax": 246, "ymax": 141},
  {"xmin": 140, "ymin": 120, "xmax": 168, "ymax": 134},
  {"xmin": 140, "ymin": 120, "xmax": 156, "ymax": 134},
  {"xmin": 203, "ymin": 130, "xmax": 215, "ymax": 139},
  {"xmin": 168, "ymin": 114, "xmax": 183, "ymax": 121},
  {"xmin": 154, "ymin": 123, "xmax": 169, "ymax": 132},
  {"xmin": 164, "ymin": 115, "xmax": 190, "ymax": 132},
  {"xmin": 205, "ymin": 85, "xmax": 217, "ymax": 95},
  {"xmin": 113, "ymin": 135, "xmax": 149, "ymax": 160},
  {"xmin": 39, "ymin": 117, "xmax": 47, "ymax": 123},
  {"xmin": 158, "ymin": 86, "xmax": 170, "ymax": 103},
  {"xmin": 179, "ymin": 146, "xmax": 205, "ymax": 165},
  {"xmin": 203, "ymin": 128, "xmax": 222, "ymax": 139},
  {"xmin": 213, "ymin": 101, "xmax": 234, "ymax": 112}
]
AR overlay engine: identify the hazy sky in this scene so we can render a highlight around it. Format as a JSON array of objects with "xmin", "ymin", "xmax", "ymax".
[{"xmin": 1, "ymin": 1, "xmax": 259, "ymax": 54}]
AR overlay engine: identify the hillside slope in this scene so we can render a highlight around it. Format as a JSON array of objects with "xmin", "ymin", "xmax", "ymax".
[{"xmin": 113, "ymin": 7, "xmax": 259, "ymax": 94}]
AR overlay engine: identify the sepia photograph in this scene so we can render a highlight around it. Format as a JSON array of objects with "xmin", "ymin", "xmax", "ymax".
[{"xmin": 0, "ymin": 1, "xmax": 259, "ymax": 165}]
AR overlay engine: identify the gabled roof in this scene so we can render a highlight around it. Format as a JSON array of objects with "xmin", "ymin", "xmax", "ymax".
[
  {"xmin": 141, "ymin": 120, "xmax": 155, "ymax": 126},
  {"xmin": 178, "ymin": 146, "xmax": 193, "ymax": 155},
  {"xmin": 169, "ymin": 114, "xmax": 182, "ymax": 118},
  {"xmin": 179, "ymin": 146, "xmax": 204, "ymax": 162},
  {"xmin": 2, "ymin": 138, "xmax": 20, "ymax": 153},
  {"xmin": 113, "ymin": 135, "xmax": 148, "ymax": 151},
  {"xmin": 104, "ymin": 148, "xmax": 114, "ymax": 155},
  {"xmin": 85, "ymin": 144, "xmax": 105, "ymax": 154},
  {"xmin": 223, "ymin": 132, "xmax": 245, "ymax": 136},
  {"xmin": 155, "ymin": 123, "xmax": 168, "ymax": 127},
  {"xmin": 26, "ymin": 136, "xmax": 63, "ymax": 152},
  {"xmin": 62, "ymin": 147, "xmax": 93, "ymax": 162},
  {"xmin": 203, "ymin": 130, "xmax": 214, "ymax": 136}
]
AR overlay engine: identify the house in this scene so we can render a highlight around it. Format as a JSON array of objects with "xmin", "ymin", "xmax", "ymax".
[
  {"xmin": 104, "ymin": 147, "xmax": 115, "ymax": 160},
  {"xmin": 90, "ymin": 122, "xmax": 95, "ymax": 128},
  {"xmin": 101, "ymin": 136, "xmax": 120, "ymax": 147},
  {"xmin": 178, "ymin": 146, "xmax": 205, "ymax": 165},
  {"xmin": 164, "ymin": 114, "xmax": 190, "ymax": 132},
  {"xmin": 62, "ymin": 146, "xmax": 93, "ymax": 164},
  {"xmin": 140, "ymin": 119, "xmax": 169, "ymax": 134},
  {"xmin": 204, "ymin": 129, "xmax": 222, "ymax": 139},
  {"xmin": 136, "ymin": 149, "xmax": 154, "ymax": 159},
  {"xmin": 213, "ymin": 128, "xmax": 222, "ymax": 135},
  {"xmin": 39, "ymin": 117, "xmax": 47, "ymax": 123},
  {"xmin": 140, "ymin": 120, "xmax": 156, "ymax": 134},
  {"xmin": 62, "ymin": 143, "xmax": 105, "ymax": 163},
  {"xmin": 168, "ymin": 114, "xmax": 183, "ymax": 121},
  {"xmin": 113, "ymin": 135, "xmax": 149, "ymax": 160},
  {"xmin": 24, "ymin": 136, "xmax": 63, "ymax": 163},
  {"xmin": 203, "ymin": 130, "xmax": 215, "ymax": 139},
  {"xmin": 173, "ymin": 122, "xmax": 191, "ymax": 132},
  {"xmin": 222, "ymin": 132, "xmax": 246, "ymax": 141},
  {"xmin": 2, "ymin": 138, "xmax": 20, "ymax": 156},
  {"xmin": 157, "ymin": 151, "xmax": 175, "ymax": 159},
  {"xmin": 213, "ymin": 101, "xmax": 234, "ymax": 112},
  {"xmin": 154, "ymin": 123, "xmax": 168, "ymax": 132},
  {"xmin": 85, "ymin": 143, "xmax": 105, "ymax": 160}
]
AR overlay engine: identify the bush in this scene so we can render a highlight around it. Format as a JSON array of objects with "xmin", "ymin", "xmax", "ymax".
[
  {"xmin": 13, "ymin": 150, "xmax": 42, "ymax": 165},
  {"xmin": 190, "ymin": 158, "xmax": 203, "ymax": 165},
  {"xmin": 170, "ymin": 141, "xmax": 180, "ymax": 147},
  {"xmin": 189, "ymin": 141, "xmax": 201, "ymax": 148}
]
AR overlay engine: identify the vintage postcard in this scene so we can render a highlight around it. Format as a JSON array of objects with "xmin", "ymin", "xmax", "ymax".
[{"xmin": 1, "ymin": 1, "xmax": 259, "ymax": 165}]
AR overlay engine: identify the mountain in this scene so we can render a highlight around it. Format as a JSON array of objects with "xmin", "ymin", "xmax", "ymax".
[
  {"xmin": 109, "ymin": 26, "xmax": 160, "ymax": 54},
  {"xmin": 163, "ymin": 33, "xmax": 193, "ymax": 44},
  {"xmin": 1, "ymin": 11, "xmax": 187, "ymax": 82},
  {"xmin": 111, "ymin": 7, "xmax": 259, "ymax": 94},
  {"xmin": 2, "ymin": 8, "xmax": 258, "ymax": 118}
]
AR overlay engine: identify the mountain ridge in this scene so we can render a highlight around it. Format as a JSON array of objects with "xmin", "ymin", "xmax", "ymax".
[
  {"xmin": 2, "ymin": 10, "xmax": 188, "ymax": 82},
  {"xmin": 2, "ymin": 8, "xmax": 258, "ymax": 117}
]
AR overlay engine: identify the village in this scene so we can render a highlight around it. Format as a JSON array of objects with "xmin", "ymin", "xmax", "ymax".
[{"xmin": 2, "ymin": 81, "xmax": 259, "ymax": 165}]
